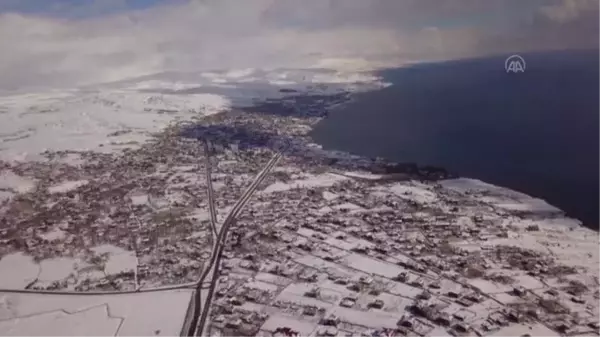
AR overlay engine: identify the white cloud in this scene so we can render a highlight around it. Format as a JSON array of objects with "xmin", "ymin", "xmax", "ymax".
[
  {"xmin": 541, "ymin": 0, "xmax": 599, "ymax": 23},
  {"xmin": 0, "ymin": 0, "xmax": 596, "ymax": 91}
]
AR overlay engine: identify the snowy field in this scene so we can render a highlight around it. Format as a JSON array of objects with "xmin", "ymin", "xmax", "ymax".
[
  {"xmin": 260, "ymin": 173, "xmax": 349, "ymax": 194},
  {"xmin": 0, "ymin": 244, "xmax": 138, "ymax": 290},
  {"xmin": 440, "ymin": 178, "xmax": 563, "ymax": 214},
  {"xmin": 0, "ymin": 2, "xmax": 597, "ymax": 337},
  {"xmin": 0, "ymin": 289, "xmax": 194, "ymax": 336},
  {"xmin": 0, "ymin": 67, "xmax": 388, "ymax": 162}
]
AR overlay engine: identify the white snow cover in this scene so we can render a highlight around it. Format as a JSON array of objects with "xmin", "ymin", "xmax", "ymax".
[
  {"xmin": 322, "ymin": 191, "xmax": 339, "ymax": 201},
  {"xmin": 38, "ymin": 228, "xmax": 68, "ymax": 242},
  {"xmin": 441, "ymin": 178, "xmax": 562, "ymax": 214},
  {"xmin": 388, "ymin": 282, "xmax": 425, "ymax": 299},
  {"xmin": 0, "ymin": 245, "xmax": 139, "ymax": 290},
  {"xmin": 387, "ymin": 182, "xmax": 438, "ymax": 204},
  {"xmin": 261, "ymin": 314, "xmax": 317, "ymax": 335},
  {"xmin": 90, "ymin": 244, "xmax": 130, "ymax": 256},
  {"xmin": 244, "ymin": 280, "xmax": 279, "ymax": 292},
  {"xmin": 0, "ymin": 90, "xmax": 230, "ymax": 161},
  {"xmin": 254, "ymin": 272, "xmax": 294, "ymax": 287},
  {"xmin": 89, "ymin": 244, "xmax": 137, "ymax": 276},
  {"xmin": 0, "ymin": 305, "xmax": 122, "ymax": 336},
  {"xmin": 342, "ymin": 171, "xmax": 384, "ymax": 180},
  {"xmin": 0, "ymin": 290, "xmax": 194, "ymax": 336},
  {"xmin": 0, "ymin": 63, "xmax": 391, "ymax": 162},
  {"xmin": 332, "ymin": 202, "xmax": 364, "ymax": 211},
  {"xmin": 275, "ymin": 290, "xmax": 335, "ymax": 309},
  {"xmin": 37, "ymin": 257, "xmax": 78, "ymax": 283},
  {"xmin": 48, "ymin": 180, "xmax": 88, "ymax": 194},
  {"xmin": 104, "ymin": 252, "xmax": 137, "ymax": 276},
  {"xmin": 341, "ymin": 253, "xmax": 406, "ymax": 279},
  {"xmin": 467, "ymin": 278, "xmax": 513, "ymax": 294},
  {"xmin": 0, "ymin": 253, "xmax": 39, "ymax": 289},
  {"xmin": 490, "ymin": 323, "xmax": 560, "ymax": 336},
  {"xmin": 261, "ymin": 173, "xmax": 348, "ymax": 194},
  {"xmin": 0, "ymin": 2, "xmax": 597, "ymax": 336},
  {"xmin": 0, "ymin": 170, "xmax": 36, "ymax": 193},
  {"xmin": 129, "ymin": 193, "xmax": 150, "ymax": 206},
  {"xmin": 331, "ymin": 306, "xmax": 399, "ymax": 329}
]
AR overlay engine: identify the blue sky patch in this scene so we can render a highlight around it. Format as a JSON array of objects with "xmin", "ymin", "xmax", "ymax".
[{"xmin": 0, "ymin": 0, "xmax": 176, "ymax": 18}]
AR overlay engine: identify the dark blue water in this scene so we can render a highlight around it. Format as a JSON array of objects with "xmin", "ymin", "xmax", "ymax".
[{"xmin": 311, "ymin": 50, "xmax": 599, "ymax": 229}]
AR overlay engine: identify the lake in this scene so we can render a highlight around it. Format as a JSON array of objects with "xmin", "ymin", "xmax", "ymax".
[{"xmin": 311, "ymin": 50, "xmax": 599, "ymax": 230}]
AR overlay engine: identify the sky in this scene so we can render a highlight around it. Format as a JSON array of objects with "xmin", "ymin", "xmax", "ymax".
[
  {"xmin": 0, "ymin": 0, "xmax": 597, "ymax": 91},
  {"xmin": 0, "ymin": 0, "xmax": 174, "ymax": 17}
]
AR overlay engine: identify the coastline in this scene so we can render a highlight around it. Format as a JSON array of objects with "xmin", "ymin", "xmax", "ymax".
[
  {"xmin": 310, "ymin": 51, "xmax": 599, "ymax": 230},
  {"xmin": 0, "ymin": 83, "xmax": 598, "ymax": 336}
]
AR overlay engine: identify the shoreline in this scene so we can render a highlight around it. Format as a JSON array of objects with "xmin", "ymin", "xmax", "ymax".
[
  {"xmin": 0, "ymin": 85, "xmax": 597, "ymax": 292},
  {"xmin": 308, "ymin": 52, "xmax": 599, "ymax": 230},
  {"xmin": 0, "ymin": 89, "xmax": 598, "ymax": 337}
]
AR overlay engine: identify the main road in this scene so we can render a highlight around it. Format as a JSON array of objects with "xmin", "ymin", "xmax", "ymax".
[
  {"xmin": 204, "ymin": 141, "xmax": 218, "ymax": 237},
  {"xmin": 187, "ymin": 148, "xmax": 284, "ymax": 336}
]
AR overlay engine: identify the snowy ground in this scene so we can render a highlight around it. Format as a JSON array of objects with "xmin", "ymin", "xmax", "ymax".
[
  {"xmin": 0, "ymin": 89, "xmax": 229, "ymax": 161},
  {"xmin": 0, "ymin": 56, "xmax": 598, "ymax": 337},
  {"xmin": 440, "ymin": 178, "xmax": 564, "ymax": 215},
  {"xmin": 0, "ymin": 63, "xmax": 392, "ymax": 335},
  {"xmin": 260, "ymin": 173, "xmax": 349, "ymax": 194},
  {"xmin": 0, "ymin": 67, "xmax": 388, "ymax": 162},
  {"xmin": 0, "ymin": 244, "xmax": 138, "ymax": 290},
  {"xmin": 0, "ymin": 289, "xmax": 194, "ymax": 336}
]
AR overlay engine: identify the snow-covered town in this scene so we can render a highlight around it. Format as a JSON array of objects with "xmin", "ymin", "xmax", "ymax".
[
  {"xmin": 0, "ymin": 91, "xmax": 598, "ymax": 336},
  {"xmin": 0, "ymin": 0, "xmax": 598, "ymax": 336}
]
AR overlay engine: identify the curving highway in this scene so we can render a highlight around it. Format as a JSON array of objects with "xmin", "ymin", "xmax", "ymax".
[
  {"xmin": 188, "ymin": 149, "xmax": 284, "ymax": 336},
  {"xmin": 204, "ymin": 141, "xmax": 219, "ymax": 239}
]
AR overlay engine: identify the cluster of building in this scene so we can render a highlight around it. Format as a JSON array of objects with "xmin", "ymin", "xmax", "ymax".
[
  {"xmin": 191, "ymin": 105, "xmax": 598, "ymax": 336},
  {"xmin": 0, "ymin": 94, "xmax": 597, "ymax": 337},
  {"xmin": 204, "ymin": 197, "xmax": 598, "ymax": 336}
]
